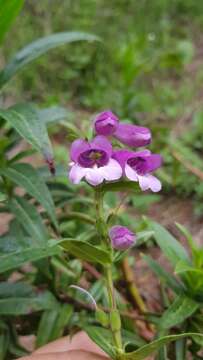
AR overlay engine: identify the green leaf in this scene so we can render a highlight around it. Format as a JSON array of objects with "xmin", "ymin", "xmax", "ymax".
[
  {"xmin": 0, "ymin": 0, "xmax": 24, "ymax": 45},
  {"xmin": 0, "ymin": 243, "xmax": 61, "ymax": 273},
  {"xmin": 0, "ymin": 103, "xmax": 54, "ymax": 165},
  {"xmin": 143, "ymin": 255, "xmax": 185, "ymax": 294},
  {"xmin": 149, "ymin": 221, "xmax": 190, "ymax": 266},
  {"xmin": 0, "ymin": 192, "xmax": 6, "ymax": 202},
  {"xmin": 50, "ymin": 304, "xmax": 73, "ymax": 341},
  {"xmin": 0, "ymin": 282, "xmax": 33, "ymax": 298},
  {"xmin": 60, "ymin": 239, "xmax": 111, "ymax": 265},
  {"xmin": 8, "ymin": 197, "xmax": 48, "ymax": 246},
  {"xmin": 37, "ymin": 106, "xmax": 69, "ymax": 125},
  {"xmin": 1, "ymin": 162, "xmax": 57, "ymax": 227},
  {"xmin": 84, "ymin": 326, "xmax": 116, "ymax": 359},
  {"xmin": 175, "ymin": 338, "xmax": 186, "ymax": 360},
  {"xmin": 0, "ymin": 332, "xmax": 9, "ymax": 360},
  {"xmin": 175, "ymin": 260, "xmax": 203, "ymax": 276},
  {"xmin": 36, "ymin": 309, "xmax": 59, "ymax": 347},
  {"xmin": 0, "ymin": 291, "xmax": 57, "ymax": 315},
  {"xmin": 159, "ymin": 296, "xmax": 198, "ymax": 330},
  {"xmin": 0, "ymin": 31, "xmax": 100, "ymax": 87},
  {"xmin": 175, "ymin": 223, "xmax": 196, "ymax": 251},
  {"xmin": 120, "ymin": 333, "xmax": 203, "ymax": 360},
  {"xmin": 36, "ymin": 304, "xmax": 73, "ymax": 347}
]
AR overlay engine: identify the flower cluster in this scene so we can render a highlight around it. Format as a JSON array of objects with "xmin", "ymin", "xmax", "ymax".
[{"xmin": 68, "ymin": 110, "xmax": 162, "ymax": 192}]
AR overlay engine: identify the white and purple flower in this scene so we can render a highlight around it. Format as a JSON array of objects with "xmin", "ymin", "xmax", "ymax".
[
  {"xmin": 69, "ymin": 136, "xmax": 122, "ymax": 186},
  {"xmin": 113, "ymin": 149, "xmax": 162, "ymax": 192}
]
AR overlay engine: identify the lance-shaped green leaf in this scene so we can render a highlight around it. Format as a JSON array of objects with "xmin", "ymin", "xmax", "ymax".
[
  {"xmin": 36, "ymin": 304, "xmax": 73, "ymax": 347},
  {"xmin": 0, "ymin": 243, "xmax": 61, "ymax": 273},
  {"xmin": 0, "ymin": 281, "xmax": 33, "ymax": 298},
  {"xmin": 143, "ymin": 255, "xmax": 185, "ymax": 294},
  {"xmin": 0, "ymin": 103, "xmax": 54, "ymax": 168},
  {"xmin": 0, "ymin": 31, "xmax": 100, "ymax": 87},
  {"xmin": 0, "ymin": 291, "xmax": 57, "ymax": 315},
  {"xmin": 37, "ymin": 106, "xmax": 69, "ymax": 125},
  {"xmin": 0, "ymin": 163, "xmax": 57, "ymax": 227},
  {"xmin": 159, "ymin": 296, "xmax": 199, "ymax": 330},
  {"xmin": 149, "ymin": 221, "xmax": 190, "ymax": 266},
  {"xmin": 119, "ymin": 333, "xmax": 203, "ymax": 360},
  {"xmin": 84, "ymin": 326, "xmax": 116, "ymax": 359},
  {"xmin": 8, "ymin": 197, "xmax": 48, "ymax": 246},
  {"xmin": 0, "ymin": 0, "xmax": 24, "ymax": 45},
  {"xmin": 60, "ymin": 239, "xmax": 111, "ymax": 265}
]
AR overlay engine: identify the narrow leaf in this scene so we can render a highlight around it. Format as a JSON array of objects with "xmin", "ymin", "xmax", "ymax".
[
  {"xmin": 0, "ymin": 0, "xmax": 24, "ymax": 44},
  {"xmin": 143, "ymin": 255, "xmax": 185, "ymax": 294},
  {"xmin": 60, "ymin": 239, "xmax": 111, "ymax": 265},
  {"xmin": 159, "ymin": 296, "xmax": 199, "ymax": 330},
  {"xmin": 0, "ymin": 291, "xmax": 57, "ymax": 315},
  {"xmin": 120, "ymin": 333, "xmax": 203, "ymax": 360},
  {"xmin": 0, "ymin": 32, "xmax": 99, "ymax": 87},
  {"xmin": 36, "ymin": 304, "xmax": 73, "ymax": 347},
  {"xmin": 0, "ymin": 244, "xmax": 60, "ymax": 273},
  {"xmin": 0, "ymin": 282, "xmax": 33, "ymax": 298},
  {"xmin": 1, "ymin": 162, "xmax": 57, "ymax": 227},
  {"xmin": 84, "ymin": 326, "xmax": 116, "ymax": 358},
  {"xmin": 149, "ymin": 221, "xmax": 189, "ymax": 266},
  {"xmin": 8, "ymin": 197, "xmax": 48, "ymax": 246},
  {"xmin": 0, "ymin": 103, "xmax": 54, "ymax": 166}
]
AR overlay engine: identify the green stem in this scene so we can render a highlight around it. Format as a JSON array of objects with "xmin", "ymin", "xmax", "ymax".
[{"xmin": 95, "ymin": 188, "xmax": 123, "ymax": 352}]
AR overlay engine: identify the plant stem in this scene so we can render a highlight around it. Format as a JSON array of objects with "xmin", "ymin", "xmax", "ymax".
[
  {"xmin": 95, "ymin": 188, "xmax": 123, "ymax": 352},
  {"xmin": 121, "ymin": 257, "xmax": 147, "ymax": 313}
]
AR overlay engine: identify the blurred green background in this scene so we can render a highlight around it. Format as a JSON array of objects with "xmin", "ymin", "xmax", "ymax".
[{"xmin": 2, "ymin": 0, "xmax": 203, "ymax": 215}]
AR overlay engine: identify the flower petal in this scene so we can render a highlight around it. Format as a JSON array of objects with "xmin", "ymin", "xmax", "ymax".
[
  {"xmin": 138, "ymin": 174, "xmax": 162, "ymax": 192},
  {"xmin": 147, "ymin": 174, "xmax": 162, "ymax": 192},
  {"xmin": 90, "ymin": 135, "xmax": 112, "ymax": 157},
  {"xmin": 85, "ymin": 168, "xmax": 104, "ymax": 186},
  {"xmin": 138, "ymin": 175, "xmax": 150, "ymax": 191},
  {"xmin": 70, "ymin": 139, "xmax": 90, "ymax": 162},
  {"xmin": 125, "ymin": 164, "xmax": 139, "ymax": 181},
  {"xmin": 113, "ymin": 149, "xmax": 151, "ymax": 170},
  {"xmin": 69, "ymin": 164, "xmax": 86, "ymax": 184},
  {"xmin": 145, "ymin": 154, "xmax": 163, "ymax": 173},
  {"xmin": 114, "ymin": 123, "xmax": 151, "ymax": 147},
  {"xmin": 99, "ymin": 158, "xmax": 122, "ymax": 181}
]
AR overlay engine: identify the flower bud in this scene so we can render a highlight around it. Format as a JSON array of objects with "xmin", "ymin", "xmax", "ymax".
[
  {"xmin": 114, "ymin": 123, "xmax": 151, "ymax": 147},
  {"xmin": 94, "ymin": 110, "xmax": 119, "ymax": 136},
  {"xmin": 109, "ymin": 225, "xmax": 136, "ymax": 250}
]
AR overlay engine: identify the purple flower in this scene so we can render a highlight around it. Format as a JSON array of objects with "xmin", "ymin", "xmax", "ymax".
[
  {"xmin": 94, "ymin": 110, "xmax": 119, "ymax": 136},
  {"xmin": 109, "ymin": 225, "xmax": 136, "ymax": 250},
  {"xmin": 69, "ymin": 136, "xmax": 122, "ymax": 186},
  {"xmin": 113, "ymin": 149, "xmax": 162, "ymax": 192},
  {"xmin": 114, "ymin": 123, "xmax": 151, "ymax": 147}
]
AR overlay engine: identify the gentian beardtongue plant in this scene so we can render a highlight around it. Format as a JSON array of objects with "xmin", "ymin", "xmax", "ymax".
[
  {"xmin": 67, "ymin": 110, "xmax": 163, "ymax": 357},
  {"xmin": 94, "ymin": 110, "xmax": 119, "ymax": 136},
  {"xmin": 109, "ymin": 225, "xmax": 136, "ymax": 250},
  {"xmin": 113, "ymin": 149, "xmax": 162, "ymax": 192},
  {"xmin": 69, "ymin": 135, "xmax": 122, "ymax": 186}
]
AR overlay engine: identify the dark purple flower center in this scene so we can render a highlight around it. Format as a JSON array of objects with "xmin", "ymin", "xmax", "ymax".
[
  {"xmin": 127, "ymin": 157, "xmax": 147, "ymax": 175},
  {"xmin": 78, "ymin": 149, "xmax": 109, "ymax": 168}
]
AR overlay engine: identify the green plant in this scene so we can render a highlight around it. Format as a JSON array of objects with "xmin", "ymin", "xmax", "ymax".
[{"xmin": 144, "ymin": 220, "xmax": 203, "ymax": 358}]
